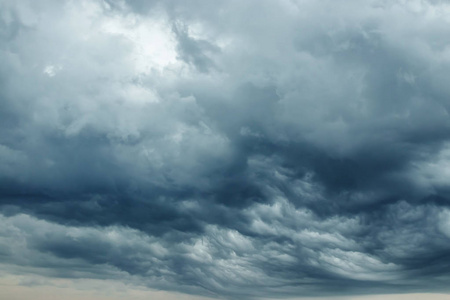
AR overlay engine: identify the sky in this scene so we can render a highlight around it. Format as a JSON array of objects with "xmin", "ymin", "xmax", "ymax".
[{"xmin": 1, "ymin": 0, "xmax": 450, "ymax": 299}]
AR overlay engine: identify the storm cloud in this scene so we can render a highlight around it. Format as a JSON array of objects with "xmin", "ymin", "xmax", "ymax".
[{"xmin": 1, "ymin": 0, "xmax": 450, "ymax": 299}]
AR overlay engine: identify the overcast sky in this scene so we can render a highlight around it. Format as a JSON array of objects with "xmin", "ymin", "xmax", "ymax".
[{"xmin": 1, "ymin": 0, "xmax": 450, "ymax": 299}]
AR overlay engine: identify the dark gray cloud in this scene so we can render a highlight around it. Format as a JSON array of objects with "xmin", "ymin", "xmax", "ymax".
[{"xmin": 1, "ymin": 0, "xmax": 450, "ymax": 299}]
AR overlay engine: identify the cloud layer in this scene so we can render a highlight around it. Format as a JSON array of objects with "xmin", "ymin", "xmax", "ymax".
[{"xmin": 1, "ymin": 0, "xmax": 450, "ymax": 298}]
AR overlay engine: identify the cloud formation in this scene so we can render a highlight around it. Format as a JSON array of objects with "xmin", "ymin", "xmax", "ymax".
[{"xmin": 1, "ymin": 0, "xmax": 450, "ymax": 298}]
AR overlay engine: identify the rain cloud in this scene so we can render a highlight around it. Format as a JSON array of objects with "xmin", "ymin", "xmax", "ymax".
[{"xmin": 1, "ymin": 0, "xmax": 450, "ymax": 299}]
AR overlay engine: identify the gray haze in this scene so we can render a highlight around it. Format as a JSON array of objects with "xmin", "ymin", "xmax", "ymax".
[{"xmin": 1, "ymin": 0, "xmax": 450, "ymax": 299}]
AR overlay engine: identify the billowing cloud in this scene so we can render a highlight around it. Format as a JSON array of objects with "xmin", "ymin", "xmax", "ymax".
[{"xmin": 1, "ymin": 0, "xmax": 450, "ymax": 299}]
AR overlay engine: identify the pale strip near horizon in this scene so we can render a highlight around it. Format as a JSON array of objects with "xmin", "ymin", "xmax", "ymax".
[{"xmin": 0, "ymin": 275, "xmax": 448, "ymax": 300}]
